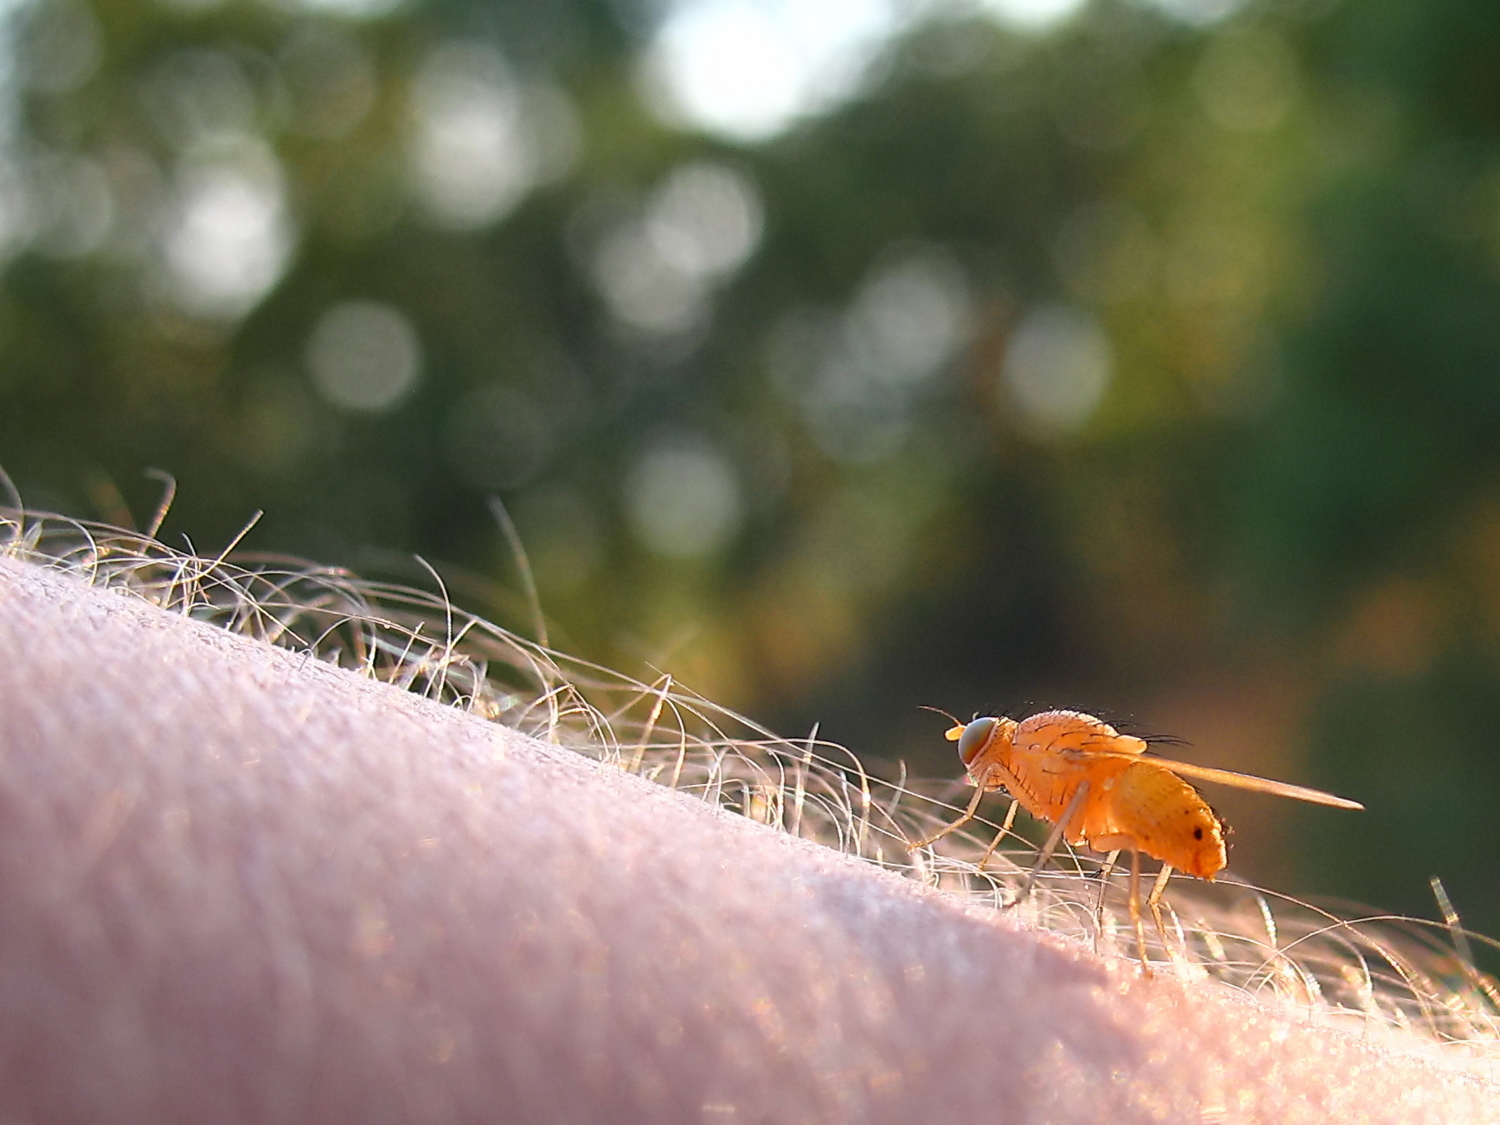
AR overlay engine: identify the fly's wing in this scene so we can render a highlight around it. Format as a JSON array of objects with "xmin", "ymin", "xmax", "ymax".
[{"xmin": 1080, "ymin": 749, "xmax": 1364, "ymax": 810}]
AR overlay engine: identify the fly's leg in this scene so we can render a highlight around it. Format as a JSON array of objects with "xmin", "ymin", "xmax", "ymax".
[
  {"xmin": 907, "ymin": 778, "xmax": 989, "ymax": 850},
  {"xmin": 976, "ymin": 799, "xmax": 1020, "ymax": 873},
  {"xmin": 1129, "ymin": 847, "xmax": 1151, "ymax": 969},
  {"xmin": 1093, "ymin": 849, "xmax": 1121, "ymax": 954},
  {"xmin": 1005, "ymin": 780, "xmax": 1090, "ymax": 910},
  {"xmin": 1147, "ymin": 864, "xmax": 1175, "ymax": 959}
]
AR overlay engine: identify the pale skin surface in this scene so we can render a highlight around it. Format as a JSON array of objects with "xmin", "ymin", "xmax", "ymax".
[{"xmin": 0, "ymin": 557, "xmax": 1494, "ymax": 1124}]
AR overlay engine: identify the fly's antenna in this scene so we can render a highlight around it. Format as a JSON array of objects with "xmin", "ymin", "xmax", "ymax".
[{"xmin": 919, "ymin": 704, "xmax": 965, "ymax": 728}]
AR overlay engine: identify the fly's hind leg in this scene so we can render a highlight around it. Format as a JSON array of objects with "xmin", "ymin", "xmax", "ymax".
[
  {"xmin": 1147, "ymin": 864, "xmax": 1175, "ymax": 960},
  {"xmin": 1093, "ymin": 849, "xmax": 1121, "ymax": 954}
]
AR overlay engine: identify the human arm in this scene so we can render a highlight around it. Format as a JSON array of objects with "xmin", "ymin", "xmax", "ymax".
[{"xmin": 0, "ymin": 558, "xmax": 1489, "ymax": 1124}]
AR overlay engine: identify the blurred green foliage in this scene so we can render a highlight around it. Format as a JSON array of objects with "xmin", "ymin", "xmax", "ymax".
[{"xmin": 4, "ymin": 0, "xmax": 1500, "ymax": 956}]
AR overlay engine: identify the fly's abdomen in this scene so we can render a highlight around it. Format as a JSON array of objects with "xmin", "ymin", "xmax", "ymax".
[{"xmin": 1106, "ymin": 761, "xmax": 1227, "ymax": 880}]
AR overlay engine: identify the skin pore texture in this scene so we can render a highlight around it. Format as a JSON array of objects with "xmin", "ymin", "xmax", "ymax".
[{"xmin": 0, "ymin": 555, "xmax": 1495, "ymax": 1124}]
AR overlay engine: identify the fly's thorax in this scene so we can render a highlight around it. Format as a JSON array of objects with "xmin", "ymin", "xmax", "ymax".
[{"xmin": 1011, "ymin": 709, "xmax": 1148, "ymax": 757}]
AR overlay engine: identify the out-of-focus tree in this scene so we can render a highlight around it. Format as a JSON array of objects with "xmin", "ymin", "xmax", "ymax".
[{"xmin": 3, "ymin": 0, "xmax": 1500, "ymax": 955}]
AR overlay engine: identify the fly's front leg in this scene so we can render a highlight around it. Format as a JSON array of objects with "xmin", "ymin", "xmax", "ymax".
[{"xmin": 908, "ymin": 774, "xmax": 990, "ymax": 850}]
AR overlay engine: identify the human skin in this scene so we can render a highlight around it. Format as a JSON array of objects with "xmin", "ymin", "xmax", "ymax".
[{"xmin": 0, "ymin": 556, "xmax": 1493, "ymax": 1124}]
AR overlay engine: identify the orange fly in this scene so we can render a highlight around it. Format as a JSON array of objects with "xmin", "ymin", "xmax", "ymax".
[{"xmin": 911, "ymin": 709, "xmax": 1363, "ymax": 964}]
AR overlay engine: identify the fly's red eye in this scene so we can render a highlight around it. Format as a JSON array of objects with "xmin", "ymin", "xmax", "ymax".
[{"xmin": 957, "ymin": 717, "xmax": 997, "ymax": 766}]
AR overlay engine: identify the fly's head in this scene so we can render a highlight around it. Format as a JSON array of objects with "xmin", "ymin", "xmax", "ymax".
[{"xmin": 947, "ymin": 716, "xmax": 1019, "ymax": 786}]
